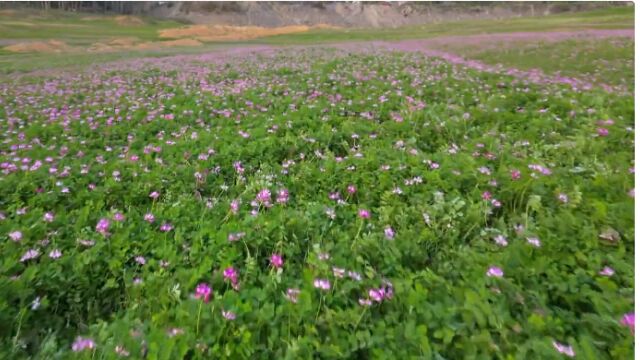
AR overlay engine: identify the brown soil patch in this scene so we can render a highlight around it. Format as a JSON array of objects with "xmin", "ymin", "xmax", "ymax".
[
  {"xmin": 158, "ymin": 24, "xmax": 335, "ymax": 42},
  {"xmin": 88, "ymin": 38, "xmax": 202, "ymax": 53},
  {"xmin": 4, "ymin": 40, "xmax": 71, "ymax": 53},
  {"xmin": 0, "ymin": 10, "xmax": 16, "ymax": 16},
  {"xmin": 114, "ymin": 15, "xmax": 145, "ymax": 26}
]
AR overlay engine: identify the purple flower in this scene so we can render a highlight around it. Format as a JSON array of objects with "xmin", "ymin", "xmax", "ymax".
[
  {"xmin": 20, "ymin": 249, "xmax": 40, "ymax": 262},
  {"xmin": 276, "ymin": 189, "xmax": 289, "ymax": 204},
  {"xmin": 194, "ymin": 283, "xmax": 212, "ymax": 302},
  {"xmin": 347, "ymin": 184, "xmax": 357, "ymax": 194},
  {"xmin": 348, "ymin": 271, "xmax": 362, "ymax": 281},
  {"xmin": 552, "ymin": 341, "xmax": 575, "ymax": 357},
  {"xmin": 135, "ymin": 256, "xmax": 146, "ymax": 265},
  {"xmin": 384, "ymin": 226, "xmax": 395, "ymax": 240},
  {"xmin": 557, "ymin": 193, "xmax": 569, "ymax": 204},
  {"xmin": 493, "ymin": 235, "xmax": 508, "ymax": 247},
  {"xmin": 620, "ymin": 312, "xmax": 635, "ymax": 334},
  {"xmin": 526, "ymin": 237, "xmax": 541, "ymax": 248},
  {"xmin": 8, "ymin": 230, "xmax": 22, "ymax": 242},
  {"xmin": 49, "ymin": 249, "xmax": 62, "ymax": 259},
  {"xmin": 144, "ymin": 213, "xmax": 155, "ymax": 223},
  {"xmin": 256, "ymin": 189, "xmax": 272, "ymax": 204},
  {"xmin": 43, "ymin": 212, "xmax": 54, "ymax": 222},
  {"xmin": 369, "ymin": 288, "xmax": 384, "ymax": 302},
  {"xmin": 72, "ymin": 337, "xmax": 96, "ymax": 352},
  {"xmin": 230, "ymin": 199, "xmax": 240, "ymax": 214},
  {"xmin": 96, "ymin": 218, "xmax": 110, "ymax": 236},
  {"xmin": 223, "ymin": 267, "xmax": 239, "ymax": 289},
  {"xmin": 597, "ymin": 128, "xmax": 609, "ymax": 136},
  {"xmin": 285, "ymin": 288, "xmax": 300, "ymax": 303},
  {"xmin": 149, "ymin": 191, "xmax": 160, "ymax": 199},
  {"xmin": 270, "ymin": 253, "xmax": 283, "ymax": 268},
  {"xmin": 221, "ymin": 309, "xmax": 236, "ymax": 320},
  {"xmin": 113, "ymin": 212, "xmax": 125, "ymax": 222},
  {"xmin": 599, "ymin": 266, "xmax": 615, "ymax": 276},
  {"xmin": 159, "ymin": 222, "xmax": 173, "ymax": 232},
  {"xmin": 313, "ymin": 278, "xmax": 331, "ymax": 290},
  {"xmin": 486, "ymin": 266, "xmax": 504, "ymax": 278},
  {"xmin": 359, "ymin": 298, "xmax": 372, "ymax": 306},
  {"xmin": 358, "ymin": 209, "xmax": 370, "ymax": 219},
  {"xmin": 510, "ymin": 170, "xmax": 521, "ymax": 180},
  {"xmin": 482, "ymin": 191, "xmax": 492, "ymax": 200}
]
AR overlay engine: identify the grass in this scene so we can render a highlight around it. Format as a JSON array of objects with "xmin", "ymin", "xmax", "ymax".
[
  {"xmin": 460, "ymin": 38, "xmax": 635, "ymax": 91},
  {"xmin": 0, "ymin": 6, "xmax": 634, "ymax": 86},
  {"xmin": 261, "ymin": 6, "xmax": 634, "ymax": 44},
  {"xmin": 0, "ymin": 9, "xmax": 183, "ymax": 46}
]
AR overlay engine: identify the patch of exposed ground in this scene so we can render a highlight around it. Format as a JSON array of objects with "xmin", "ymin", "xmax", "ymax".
[
  {"xmin": 158, "ymin": 24, "xmax": 337, "ymax": 42},
  {"xmin": 114, "ymin": 15, "xmax": 145, "ymax": 26},
  {"xmin": 88, "ymin": 38, "xmax": 202, "ymax": 52},
  {"xmin": 4, "ymin": 40, "xmax": 71, "ymax": 53}
]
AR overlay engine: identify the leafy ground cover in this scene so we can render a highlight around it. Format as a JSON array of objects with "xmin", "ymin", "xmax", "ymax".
[
  {"xmin": 440, "ymin": 36, "xmax": 634, "ymax": 93},
  {"xmin": 0, "ymin": 44, "xmax": 634, "ymax": 359}
]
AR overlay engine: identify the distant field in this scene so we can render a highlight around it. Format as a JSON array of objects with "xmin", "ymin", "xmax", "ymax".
[{"xmin": 0, "ymin": 6, "xmax": 634, "ymax": 92}]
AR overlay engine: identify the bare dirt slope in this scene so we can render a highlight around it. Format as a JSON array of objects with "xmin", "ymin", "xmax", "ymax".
[{"xmin": 149, "ymin": 1, "xmax": 628, "ymax": 28}]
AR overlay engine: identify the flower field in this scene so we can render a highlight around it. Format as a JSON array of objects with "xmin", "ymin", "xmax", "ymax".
[{"xmin": 0, "ymin": 46, "xmax": 634, "ymax": 359}]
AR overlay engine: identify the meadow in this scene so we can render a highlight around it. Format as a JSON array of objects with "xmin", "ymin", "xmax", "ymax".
[{"xmin": 0, "ymin": 6, "xmax": 635, "ymax": 360}]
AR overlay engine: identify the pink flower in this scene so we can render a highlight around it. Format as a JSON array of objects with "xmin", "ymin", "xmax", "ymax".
[
  {"xmin": 596, "ymin": 128, "xmax": 609, "ymax": 136},
  {"xmin": 230, "ymin": 199, "xmax": 240, "ymax": 214},
  {"xmin": 347, "ymin": 185, "xmax": 357, "ymax": 194},
  {"xmin": 113, "ymin": 212, "xmax": 125, "ymax": 222},
  {"xmin": 149, "ymin": 191, "xmax": 160, "ymax": 199},
  {"xmin": 599, "ymin": 266, "xmax": 615, "ymax": 276},
  {"xmin": 276, "ymin": 189, "xmax": 289, "ymax": 204},
  {"xmin": 358, "ymin": 209, "xmax": 370, "ymax": 219},
  {"xmin": 96, "ymin": 218, "xmax": 110, "ymax": 236},
  {"xmin": 511, "ymin": 170, "xmax": 521, "ymax": 180},
  {"xmin": 194, "ymin": 283, "xmax": 212, "ymax": 302},
  {"xmin": 494, "ymin": 235, "xmax": 508, "ymax": 247},
  {"xmin": 72, "ymin": 337, "xmax": 96, "ymax": 352},
  {"xmin": 20, "ymin": 249, "xmax": 40, "ymax": 262},
  {"xmin": 43, "ymin": 212, "xmax": 54, "ymax": 222},
  {"xmin": 620, "ymin": 312, "xmax": 634, "ymax": 334},
  {"xmin": 256, "ymin": 189, "xmax": 272, "ymax": 204},
  {"xmin": 526, "ymin": 237, "xmax": 541, "ymax": 248},
  {"xmin": 49, "ymin": 249, "xmax": 62, "ymax": 259},
  {"xmin": 482, "ymin": 191, "xmax": 492, "ymax": 200},
  {"xmin": 359, "ymin": 298, "xmax": 372, "ymax": 306},
  {"xmin": 159, "ymin": 223, "xmax": 173, "ymax": 232},
  {"xmin": 486, "ymin": 266, "xmax": 504, "ymax": 278},
  {"xmin": 221, "ymin": 309, "xmax": 236, "ymax": 320},
  {"xmin": 369, "ymin": 288, "xmax": 384, "ymax": 302},
  {"xmin": 144, "ymin": 213, "xmax": 155, "ymax": 223},
  {"xmin": 552, "ymin": 341, "xmax": 575, "ymax": 357},
  {"xmin": 285, "ymin": 288, "xmax": 300, "ymax": 303},
  {"xmin": 313, "ymin": 278, "xmax": 331, "ymax": 290},
  {"xmin": 223, "ymin": 267, "xmax": 239, "ymax": 288},
  {"xmin": 270, "ymin": 253, "xmax": 283, "ymax": 268},
  {"xmin": 135, "ymin": 256, "xmax": 146, "ymax": 265},
  {"xmin": 8, "ymin": 230, "xmax": 22, "ymax": 242},
  {"xmin": 558, "ymin": 193, "xmax": 569, "ymax": 204},
  {"xmin": 384, "ymin": 226, "xmax": 395, "ymax": 240}
]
